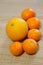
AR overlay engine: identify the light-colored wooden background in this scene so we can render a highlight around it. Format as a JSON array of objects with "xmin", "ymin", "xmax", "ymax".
[{"xmin": 0, "ymin": 0, "xmax": 43, "ymax": 65}]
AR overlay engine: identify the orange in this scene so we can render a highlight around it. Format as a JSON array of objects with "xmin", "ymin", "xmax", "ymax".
[
  {"xmin": 23, "ymin": 39, "xmax": 38, "ymax": 55},
  {"xmin": 21, "ymin": 8, "xmax": 35, "ymax": 20},
  {"xmin": 6, "ymin": 18, "xmax": 28, "ymax": 41},
  {"xmin": 28, "ymin": 29, "xmax": 41, "ymax": 41},
  {"xmin": 27, "ymin": 17, "xmax": 40, "ymax": 29},
  {"xmin": 10, "ymin": 42, "xmax": 23, "ymax": 56}
]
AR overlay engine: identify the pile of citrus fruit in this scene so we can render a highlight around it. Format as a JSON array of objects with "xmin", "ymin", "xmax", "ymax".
[{"xmin": 6, "ymin": 8, "xmax": 41, "ymax": 56}]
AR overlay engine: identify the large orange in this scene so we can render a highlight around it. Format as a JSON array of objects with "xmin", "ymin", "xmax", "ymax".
[
  {"xmin": 10, "ymin": 42, "xmax": 23, "ymax": 56},
  {"xmin": 21, "ymin": 8, "xmax": 35, "ymax": 20},
  {"xmin": 6, "ymin": 18, "xmax": 28, "ymax": 41},
  {"xmin": 27, "ymin": 17, "xmax": 40, "ymax": 29},
  {"xmin": 23, "ymin": 39, "xmax": 38, "ymax": 55},
  {"xmin": 28, "ymin": 29, "xmax": 41, "ymax": 41}
]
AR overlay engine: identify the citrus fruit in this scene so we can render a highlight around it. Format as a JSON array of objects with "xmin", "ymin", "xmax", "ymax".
[
  {"xmin": 23, "ymin": 39, "xmax": 38, "ymax": 55},
  {"xmin": 21, "ymin": 8, "xmax": 35, "ymax": 20},
  {"xmin": 10, "ymin": 42, "xmax": 23, "ymax": 56},
  {"xmin": 27, "ymin": 17, "xmax": 40, "ymax": 29},
  {"xmin": 6, "ymin": 18, "xmax": 28, "ymax": 41},
  {"xmin": 28, "ymin": 29, "xmax": 41, "ymax": 41}
]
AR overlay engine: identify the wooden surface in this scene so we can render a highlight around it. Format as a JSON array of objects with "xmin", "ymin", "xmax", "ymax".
[{"xmin": 0, "ymin": 0, "xmax": 43, "ymax": 65}]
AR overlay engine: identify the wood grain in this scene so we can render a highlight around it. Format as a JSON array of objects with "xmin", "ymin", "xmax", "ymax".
[{"xmin": 0, "ymin": 0, "xmax": 43, "ymax": 65}]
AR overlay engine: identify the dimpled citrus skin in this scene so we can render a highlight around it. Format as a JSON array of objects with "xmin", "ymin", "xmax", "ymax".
[
  {"xmin": 6, "ymin": 18, "xmax": 28, "ymax": 41},
  {"xmin": 23, "ymin": 39, "xmax": 38, "ymax": 55},
  {"xmin": 28, "ymin": 29, "xmax": 41, "ymax": 41},
  {"xmin": 10, "ymin": 42, "xmax": 23, "ymax": 56},
  {"xmin": 27, "ymin": 17, "xmax": 40, "ymax": 29},
  {"xmin": 21, "ymin": 8, "xmax": 35, "ymax": 20}
]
